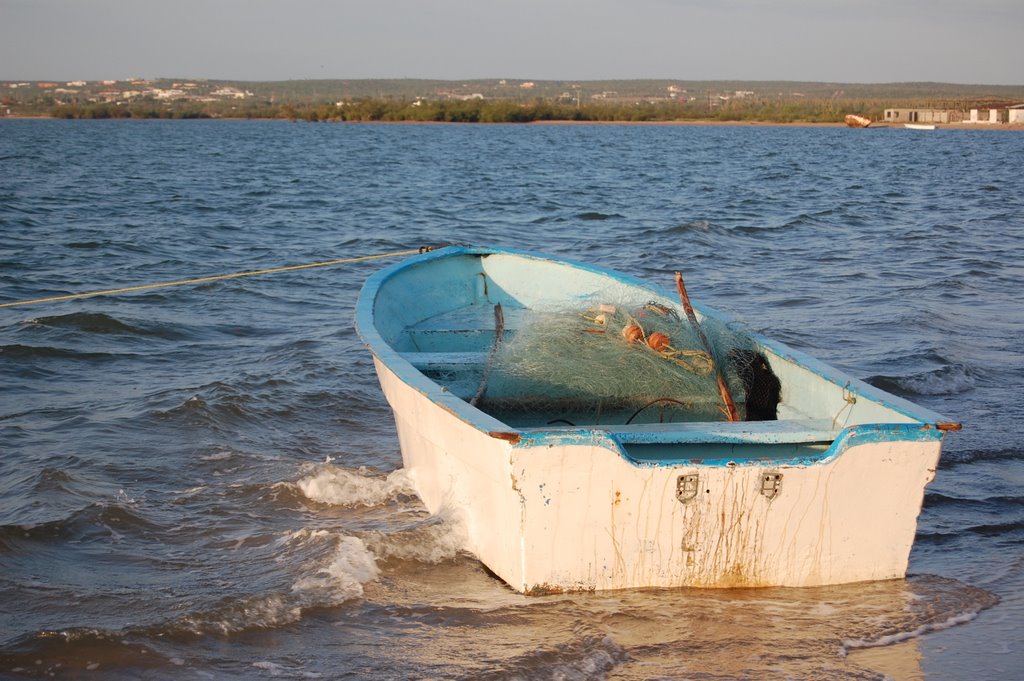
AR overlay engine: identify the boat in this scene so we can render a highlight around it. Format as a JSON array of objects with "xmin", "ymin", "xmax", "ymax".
[
  {"xmin": 844, "ymin": 114, "xmax": 872, "ymax": 128},
  {"xmin": 905, "ymin": 123, "xmax": 937, "ymax": 130},
  {"xmin": 355, "ymin": 245, "xmax": 960, "ymax": 594}
]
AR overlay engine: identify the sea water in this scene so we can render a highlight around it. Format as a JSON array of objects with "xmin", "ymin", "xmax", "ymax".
[{"xmin": 0, "ymin": 119, "xmax": 1021, "ymax": 679}]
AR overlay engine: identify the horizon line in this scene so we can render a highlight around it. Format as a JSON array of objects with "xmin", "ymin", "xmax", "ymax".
[{"xmin": 4, "ymin": 76, "xmax": 1024, "ymax": 88}]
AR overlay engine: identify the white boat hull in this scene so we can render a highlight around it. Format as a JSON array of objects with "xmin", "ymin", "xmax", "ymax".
[{"xmin": 374, "ymin": 356, "xmax": 940, "ymax": 593}]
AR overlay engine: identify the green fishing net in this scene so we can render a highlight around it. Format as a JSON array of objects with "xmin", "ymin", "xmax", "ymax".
[{"xmin": 483, "ymin": 299, "xmax": 777, "ymax": 425}]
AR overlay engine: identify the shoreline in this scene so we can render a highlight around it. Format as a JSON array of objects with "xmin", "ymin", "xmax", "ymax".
[{"xmin": 2, "ymin": 115, "xmax": 1021, "ymax": 130}]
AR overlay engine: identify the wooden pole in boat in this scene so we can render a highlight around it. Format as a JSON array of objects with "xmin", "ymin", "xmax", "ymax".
[{"xmin": 675, "ymin": 272, "xmax": 740, "ymax": 422}]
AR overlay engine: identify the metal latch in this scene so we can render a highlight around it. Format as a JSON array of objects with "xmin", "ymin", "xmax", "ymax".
[
  {"xmin": 676, "ymin": 474, "xmax": 699, "ymax": 503},
  {"xmin": 760, "ymin": 471, "xmax": 783, "ymax": 499}
]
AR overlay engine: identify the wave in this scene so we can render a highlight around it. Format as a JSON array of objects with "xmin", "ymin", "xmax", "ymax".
[
  {"xmin": 30, "ymin": 466, "xmax": 75, "ymax": 490},
  {"xmin": 865, "ymin": 362, "xmax": 977, "ymax": 397},
  {"xmin": 155, "ymin": 531, "xmax": 378, "ymax": 638},
  {"xmin": 924, "ymin": 491, "xmax": 1024, "ymax": 508},
  {"xmin": 576, "ymin": 211, "xmax": 624, "ymax": 221},
  {"xmin": 0, "ymin": 628, "xmax": 175, "ymax": 676},
  {"xmin": 918, "ymin": 523, "xmax": 1023, "ymax": 544},
  {"xmin": 964, "ymin": 521, "xmax": 1024, "ymax": 538},
  {"xmin": 843, "ymin": 610, "xmax": 981, "ymax": 653},
  {"xmin": 296, "ymin": 464, "xmax": 414, "ymax": 508},
  {"xmin": 925, "ymin": 489, "xmax": 1019, "ymax": 509},
  {"xmin": 835, "ymin": 575, "xmax": 1001, "ymax": 658},
  {"xmin": 779, "ymin": 211, "xmax": 837, "ymax": 230},
  {"xmin": 0, "ymin": 343, "xmax": 116, "ymax": 361},
  {"xmin": 939, "ymin": 447, "xmax": 1024, "ymax": 467},
  {"xmin": 679, "ymin": 218, "xmax": 716, "ymax": 232},
  {"xmin": 363, "ymin": 513, "xmax": 467, "ymax": 564},
  {"xmin": 147, "ymin": 381, "xmax": 292, "ymax": 428},
  {"xmin": 27, "ymin": 312, "xmax": 145, "ymax": 335},
  {"xmin": 27, "ymin": 530, "xmax": 383, "ymax": 643},
  {"xmin": 143, "ymin": 376, "xmax": 389, "ymax": 435},
  {"xmin": 291, "ymin": 533, "xmax": 380, "ymax": 606},
  {"xmin": 473, "ymin": 634, "xmax": 629, "ymax": 681},
  {"xmin": 649, "ymin": 219, "xmax": 727, "ymax": 236},
  {"xmin": 0, "ymin": 502, "xmax": 160, "ymax": 548},
  {"xmin": 840, "ymin": 575, "xmax": 1001, "ymax": 655},
  {"xmin": 23, "ymin": 311, "xmax": 192, "ymax": 340},
  {"xmin": 150, "ymin": 393, "xmax": 249, "ymax": 427},
  {"xmin": 153, "ymin": 593, "xmax": 304, "ymax": 639},
  {"xmin": 294, "ymin": 463, "xmax": 470, "ymax": 565},
  {"xmin": 915, "ymin": 529, "xmax": 960, "ymax": 544}
]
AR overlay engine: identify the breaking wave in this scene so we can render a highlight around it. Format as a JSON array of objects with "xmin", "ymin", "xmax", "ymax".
[
  {"xmin": 362, "ymin": 513, "xmax": 466, "ymax": 564},
  {"xmin": 296, "ymin": 463, "xmax": 414, "ymax": 507},
  {"xmin": 290, "ymin": 532, "xmax": 380, "ymax": 606},
  {"xmin": 141, "ymin": 530, "xmax": 380, "ymax": 639},
  {"xmin": 296, "ymin": 464, "xmax": 466, "ymax": 563},
  {"xmin": 839, "ymin": 575, "xmax": 1000, "ymax": 655}
]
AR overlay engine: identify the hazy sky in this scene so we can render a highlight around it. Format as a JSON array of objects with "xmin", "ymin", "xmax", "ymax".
[{"xmin": 2, "ymin": 0, "xmax": 1021, "ymax": 84}]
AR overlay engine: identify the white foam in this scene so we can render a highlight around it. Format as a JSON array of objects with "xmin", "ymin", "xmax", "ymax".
[
  {"xmin": 200, "ymin": 450, "xmax": 234, "ymax": 461},
  {"xmin": 162, "ymin": 533, "xmax": 378, "ymax": 638},
  {"xmin": 292, "ymin": 535, "xmax": 380, "ymax": 606},
  {"xmin": 364, "ymin": 511, "xmax": 467, "ymax": 564},
  {"xmin": 253, "ymin": 661, "xmax": 322, "ymax": 678},
  {"xmin": 296, "ymin": 466, "xmax": 412, "ymax": 507},
  {"xmin": 253, "ymin": 660, "xmax": 288, "ymax": 677},
  {"xmin": 841, "ymin": 610, "xmax": 979, "ymax": 653},
  {"xmin": 175, "ymin": 593, "xmax": 302, "ymax": 636},
  {"xmin": 281, "ymin": 527, "xmax": 331, "ymax": 545}
]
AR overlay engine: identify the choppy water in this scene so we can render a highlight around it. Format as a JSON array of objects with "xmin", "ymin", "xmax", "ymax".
[{"xmin": 1, "ymin": 119, "xmax": 1021, "ymax": 680}]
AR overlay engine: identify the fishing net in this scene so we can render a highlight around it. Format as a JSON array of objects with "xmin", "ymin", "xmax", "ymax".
[{"xmin": 483, "ymin": 299, "xmax": 780, "ymax": 426}]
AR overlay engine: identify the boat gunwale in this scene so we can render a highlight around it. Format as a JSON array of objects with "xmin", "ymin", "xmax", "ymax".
[{"xmin": 354, "ymin": 245, "xmax": 959, "ymax": 455}]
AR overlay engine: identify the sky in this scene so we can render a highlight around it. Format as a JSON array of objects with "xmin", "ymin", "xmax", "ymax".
[{"xmin": 1, "ymin": 0, "xmax": 1021, "ymax": 84}]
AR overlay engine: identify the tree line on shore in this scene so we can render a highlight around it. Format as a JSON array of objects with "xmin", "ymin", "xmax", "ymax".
[{"xmin": 46, "ymin": 96, "xmax": 900, "ymax": 123}]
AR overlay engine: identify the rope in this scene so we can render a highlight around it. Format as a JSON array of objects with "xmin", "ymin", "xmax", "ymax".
[
  {"xmin": 0, "ymin": 247, "xmax": 431, "ymax": 309},
  {"xmin": 831, "ymin": 381, "xmax": 858, "ymax": 430}
]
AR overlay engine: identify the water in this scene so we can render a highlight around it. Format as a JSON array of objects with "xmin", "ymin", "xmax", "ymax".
[{"xmin": 1, "ymin": 119, "xmax": 1021, "ymax": 680}]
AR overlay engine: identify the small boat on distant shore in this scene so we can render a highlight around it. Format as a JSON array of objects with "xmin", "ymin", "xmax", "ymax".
[
  {"xmin": 356, "ymin": 246, "xmax": 961, "ymax": 594},
  {"xmin": 844, "ymin": 114, "xmax": 872, "ymax": 128},
  {"xmin": 905, "ymin": 123, "xmax": 937, "ymax": 130}
]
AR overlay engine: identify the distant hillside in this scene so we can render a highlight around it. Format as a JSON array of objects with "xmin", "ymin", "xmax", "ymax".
[
  {"xmin": 4, "ymin": 78, "xmax": 1023, "ymax": 121},
  {"xmin": 195, "ymin": 78, "xmax": 1024, "ymax": 104}
]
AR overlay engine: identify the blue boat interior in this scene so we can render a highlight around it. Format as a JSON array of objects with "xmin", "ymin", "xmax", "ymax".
[{"xmin": 360, "ymin": 247, "xmax": 954, "ymax": 466}]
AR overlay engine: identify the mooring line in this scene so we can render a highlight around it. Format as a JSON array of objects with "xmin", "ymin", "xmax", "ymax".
[{"xmin": 0, "ymin": 247, "xmax": 429, "ymax": 309}]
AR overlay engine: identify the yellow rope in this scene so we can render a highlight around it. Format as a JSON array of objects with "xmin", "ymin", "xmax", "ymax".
[
  {"xmin": 0, "ymin": 248, "xmax": 427, "ymax": 309},
  {"xmin": 831, "ymin": 381, "xmax": 858, "ymax": 430}
]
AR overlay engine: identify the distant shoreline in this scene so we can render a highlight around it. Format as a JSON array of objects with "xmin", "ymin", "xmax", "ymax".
[
  {"xmin": 3, "ymin": 115, "xmax": 1022, "ymax": 130},
  {"xmin": 530, "ymin": 119, "xmax": 1024, "ymax": 130}
]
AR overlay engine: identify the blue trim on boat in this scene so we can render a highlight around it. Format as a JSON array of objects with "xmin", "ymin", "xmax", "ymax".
[
  {"xmin": 355, "ymin": 245, "xmax": 956, "ymax": 468},
  {"xmin": 511, "ymin": 421, "xmax": 942, "ymax": 467}
]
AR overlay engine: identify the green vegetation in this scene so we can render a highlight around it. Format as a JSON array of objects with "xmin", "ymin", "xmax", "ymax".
[
  {"xmin": 3, "ymin": 77, "xmax": 1022, "ymax": 123},
  {"xmin": 33, "ymin": 97, "xmax": 1008, "ymax": 124}
]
